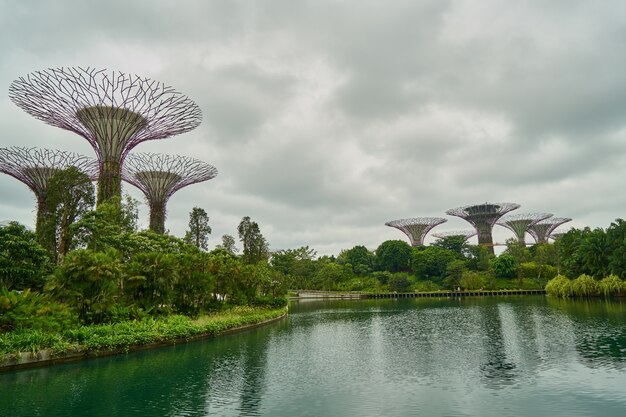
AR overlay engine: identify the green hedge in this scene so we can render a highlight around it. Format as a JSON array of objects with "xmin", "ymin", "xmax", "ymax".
[{"xmin": 545, "ymin": 274, "xmax": 625, "ymax": 298}]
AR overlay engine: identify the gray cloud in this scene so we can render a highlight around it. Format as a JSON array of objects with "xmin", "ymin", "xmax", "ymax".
[{"xmin": 2, "ymin": 0, "xmax": 626, "ymax": 255}]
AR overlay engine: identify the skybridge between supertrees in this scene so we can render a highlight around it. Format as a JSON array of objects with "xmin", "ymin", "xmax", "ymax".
[
  {"xmin": 9, "ymin": 67, "xmax": 202, "ymax": 205},
  {"xmin": 446, "ymin": 202, "xmax": 520, "ymax": 253},
  {"xmin": 431, "ymin": 230, "xmax": 477, "ymax": 243},
  {"xmin": 122, "ymin": 153, "xmax": 217, "ymax": 234},
  {"xmin": 0, "ymin": 147, "xmax": 97, "ymax": 234},
  {"xmin": 385, "ymin": 217, "xmax": 447, "ymax": 246},
  {"xmin": 528, "ymin": 217, "xmax": 572, "ymax": 244},
  {"xmin": 497, "ymin": 212, "xmax": 553, "ymax": 246}
]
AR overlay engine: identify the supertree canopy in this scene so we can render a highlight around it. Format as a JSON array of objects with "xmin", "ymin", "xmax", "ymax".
[
  {"xmin": 385, "ymin": 217, "xmax": 447, "ymax": 246},
  {"xmin": 446, "ymin": 202, "xmax": 520, "ymax": 253},
  {"xmin": 122, "ymin": 153, "xmax": 217, "ymax": 234},
  {"xmin": 431, "ymin": 230, "xmax": 477, "ymax": 242},
  {"xmin": 0, "ymin": 147, "xmax": 97, "ymax": 232},
  {"xmin": 9, "ymin": 67, "xmax": 202, "ymax": 205},
  {"xmin": 528, "ymin": 217, "xmax": 572, "ymax": 244},
  {"xmin": 496, "ymin": 212, "xmax": 553, "ymax": 245}
]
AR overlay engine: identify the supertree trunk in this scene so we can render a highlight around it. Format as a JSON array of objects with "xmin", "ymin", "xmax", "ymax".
[
  {"xmin": 97, "ymin": 159, "xmax": 122, "ymax": 205},
  {"xmin": 149, "ymin": 201, "xmax": 167, "ymax": 234}
]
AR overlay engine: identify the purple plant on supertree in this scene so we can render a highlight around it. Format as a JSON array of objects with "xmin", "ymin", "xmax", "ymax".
[
  {"xmin": 385, "ymin": 217, "xmax": 447, "ymax": 246},
  {"xmin": 122, "ymin": 153, "xmax": 217, "ymax": 234},
  {"xmin": 0, "ymin": 146, "xmax": 97, "ymax": 233},
  {"xmin": 528, "ymin": 217, "xmax": 572, "ymax": 244},
  {"xmin": 497, "ymin": 212, "xmax": 553, "ymax": 246},
  {"xmin": 446, "ymin": 202, "xmax": 520, "ymax": 253},
  {"xmin": 9, "ymin": 67, "xmax": 202, "ymax": 205}
]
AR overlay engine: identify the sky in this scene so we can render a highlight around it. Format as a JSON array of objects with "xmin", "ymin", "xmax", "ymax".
[{"xmin": 1, "ymin": 0, "xmax": 626, "ymax": 255}]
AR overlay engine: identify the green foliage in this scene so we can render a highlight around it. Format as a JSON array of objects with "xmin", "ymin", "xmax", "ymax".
[
  {"xmin": 338, "ymin": 245, "xmax": 374, "ymax": 275},
  {"xmin": 413, "ymin": 280, "xmax": 441, "ymax": 292},
  {"xmin": 0, "ymin": 307, "xmax": 285, "ymax": 356},
  {"xmin": 442, "ymin": 259, "xmax": 467, "ymax": 289},
  {"xmin": 459, "ymin": 271, "xmax": 486, "ymax": 290},
  {"xmin": 0, "ymin": 288, "xmax": 77, "ymax": 333},
  {"xmin": 606, "ymin": 219, "xmax": 626, "ymax": 279},
  {"xmin": 124, "ymin": 252, "xmax": 178, "ymax": 314},
  {"xmin": 571, "ymin": 274, "xmax": 599, "ymax": 297},
  {"xmin": 503, "ymin": 239, "xmax": 531, "ymax": 263},
  {"xmin": 432, "ymin": 235, "xmax": 471, "ymax": 257},
  {"xmin": 375, "ymin": 240, "xmax": 412, "ymax": 272},
  {"xmin": 599, "ymin": 275, "xmax": 624, "ymax": 297},
  {"xmin": 466, "ymin": 245, "xmax": 493, "ymax": 271},
  {"xmin": 389, "ymin": 273, "xmax": 412, "ymax": 292},
  {"xmin": 545, "ymin": 275, "xmax": 573, "ymax": 298},
  {"xmin": 43, "ymin": 167, "xmax": 95, "ymax": 262},
  {"xmin": 216, "ymin": 234, "xmax": 238, "ymax": 254},
  {"xmin": 490, "ymin": 254, "xmax": 518, "ymax": 279},
  {"xmin": 46, "ymin": 249, "xmax": 121, "ymax": 324},
  {"xmin": 238, "ymin": 216, "xmax": 269, "ymax": 264},
  {"xmin": 184, "ymin": 207, "xmax": 211, "ymax": 250},
  {"xmin": 412, "ymin": 246, "xmax": 459, "ymax": 282},
  {"xmin": 0, "ymin": 221, "xmax": 50, "ymax": 291},
  {"xmin": 174, "ymin": 252, "xmax": 215, "ymax": 317}
]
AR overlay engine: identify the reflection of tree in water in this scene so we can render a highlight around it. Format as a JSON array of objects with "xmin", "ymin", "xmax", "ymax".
[
  {"xmin": 547, "ymin": 298, "xmax": 626, "ymax": 369},
  {"xmin": 478, "ymin": 304, "xmax": 519, "ymax": 389},
  {"xmin": 236, "ymin": 330, "xmax": 271, "ymax": 416}
]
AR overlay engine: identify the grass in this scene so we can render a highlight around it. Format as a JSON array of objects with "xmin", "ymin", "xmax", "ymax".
[{"xmin": 0, "ymin": 306, "xmax": 286, "ymax": 359}]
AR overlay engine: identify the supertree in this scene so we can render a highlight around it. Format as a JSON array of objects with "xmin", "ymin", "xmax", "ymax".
[
  {"xmin": 446, "ymin": 202, "xmax": 520, "ymax": 253},
  {"xmin": 0, "ymin": 147, "xmax": 97, "ymax": 233},
  {"xmin": 496, "ymin": 212, "xmax": 553, "ymax": 245},
  {"xmin": 385, "ymin": 217, "xmax": 447, "ymax": 246},
  {"xmin": 122, "ymin": 153, "xmax": 217, "ymax": 234},
  {"xmin": 9, "ymin": 67, "xmax": 202, "ymax": 205},
  {"xmin": 528, "ymin": 217, "xmax": 572, "ymax": 244},
  {"xmin": 431, "ymin": 230, "xmax": 477, "ymax": 242}
]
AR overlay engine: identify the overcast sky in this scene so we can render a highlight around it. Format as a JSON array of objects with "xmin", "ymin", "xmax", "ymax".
[{"xmin": 1, "ymin": 0, "xmax": 626, "ymax": 255}]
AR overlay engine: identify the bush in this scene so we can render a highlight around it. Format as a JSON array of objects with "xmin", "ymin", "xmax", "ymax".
[
  {"xmin": 389, "ymin": 273, "xmax": 412, "ymax": 292},
  {"xmin": 545, "ymin": 275, "xmax": 573, "ymax": 298},
  {"xmin": 459, "ymin": 271, "xmax": 486, "ymax": 290},
  {"xmin": 572, "ymin": 274, "xmax": 599, "ymax": 297},
  {"xmin": 413, "ymin": 280, "xmax": 441, "ymax": 292},
  {"xmin": 599, "ymin": 275, "xmax": 624, "ymax": 297},
  {"xmin": 0, "ymin": 288, "xmax": 77, "ymax": 332}
]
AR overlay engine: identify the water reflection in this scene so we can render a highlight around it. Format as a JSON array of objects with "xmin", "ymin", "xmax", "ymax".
[{"xmin": 1, "ymin": 297, "xmax": 626, "ymax": 417}]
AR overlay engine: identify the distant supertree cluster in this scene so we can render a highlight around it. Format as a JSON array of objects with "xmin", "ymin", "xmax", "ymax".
[
  {"xmin": 9, "ymin": 67, "xmax": 202, "ymax": 204},
  {"xmin": 122, "ymin": 153, "xmax": 218, "ymax": 234},
  {"xmin": 446, "ymin": 202, "xmax": 520, "ymax": 253},
  {"xmin": 0, "ymin": 147, "xmax": 97, "ymax": 231},
  {"xmin": 497, "ymin": 212, "xmax": 553, "ymax": 245},
  {"xmin": 431, "ymin": 230, "xmax": 477, "ymax": 242},
  {"xmin": 528, "ymin": 217, "xmax": 572, "ymax": 244},
  {"xmin": 385, "ymin": 217, "xmax": 447, "ymax": 246}
]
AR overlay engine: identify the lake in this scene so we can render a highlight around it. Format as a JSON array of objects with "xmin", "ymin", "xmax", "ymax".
[{"xmin": 1, "ymin": 296, "xmax": 625, "ymax": 416}]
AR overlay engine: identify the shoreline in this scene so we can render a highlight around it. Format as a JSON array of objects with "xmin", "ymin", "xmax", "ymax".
[{"xmin": 0, "ymin": 309, "xmax": 287, "ymax": 373}]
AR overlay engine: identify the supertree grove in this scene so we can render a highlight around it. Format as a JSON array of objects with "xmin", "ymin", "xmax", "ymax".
[
  {"xmin": 431, "ymin": 230, "xmax": 477, "ymax": 242},
  {"xmin": 122, "ymin": 153, "xmax": 217, "ymax": 234},
  {"xmin": 9, "ymin": 67, "xmax": 202, "ymax": 205},
  {"xmin": 385, "ymin": 217, "xmax": 447, "ymax": 246}
]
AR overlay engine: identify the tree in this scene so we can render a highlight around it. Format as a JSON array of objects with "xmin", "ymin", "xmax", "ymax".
[
  {"xmin": 184, "ymin": 207, "xmax": 211, "ymax": 250},
  {"xmin": 375, "ymin": 240, "xmax": 412, "ymax": 272},
  {"xmin": 412, "ymin": 246, "xmax": 459, "ymax": 282},
  {"xmin": 490, "ymin": 254, "xmax": 518, "ymax": 279},
  {"xmin": 0, "ymin": 222, "xmax": 50, "ymax": 291},
  {"xmin": 339, "ymin": 245, "xmax": 374, "ymax": 275},
  {"xmin": 42, "ymin": 167, "xmax": 95, "ymax": 262},
  {"xmin": 46, "ymin": 249, "xmax": 120, "ymax": 324},
  {"xmin": 217, "ymin": 234, "xmax": 238, "ymax": 254},
  {"xmin": 432, "ymin": 235, "xmax": 471, "ymax": 258},
  {"xmin": 606, "ymin": 219, "xmax": 626, "ymax": 278},
  {"xmin": 238, "ymin": 216, "xmax": 269, "ymax": 264}
]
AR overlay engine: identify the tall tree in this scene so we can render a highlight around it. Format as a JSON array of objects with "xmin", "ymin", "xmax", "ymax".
[
  {"xmin": 217, "ymin": 234, "xmax": 238, "ymax": 254},
  {"xmin": 0, "ymin": 222, "xmax": 50, "ymax": 290},
  {"xmin": 237, "ymin": 216, "xmax": 269, "ymax": 264},
  {"xmin": 184, "ymin": 207, "xmax": 211, "ymax": 250},
  {"xmin": 375, "ymin": 240, "xmax": 412, "ymax": 272},
  {"xmin": 44, "ymin": 167, "xmax": 95, "ymax": 262}
]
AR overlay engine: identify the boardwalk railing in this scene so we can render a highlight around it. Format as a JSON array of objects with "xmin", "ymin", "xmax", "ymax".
[{"xmin": 292, "ymin": 289, "xmax": 546, "ymax": 299}]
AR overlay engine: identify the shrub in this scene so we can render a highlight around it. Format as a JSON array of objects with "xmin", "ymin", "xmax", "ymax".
[
  {"xmin": 0, "ymin": 288, "xmax": 76, "ymax": 332},
  {"xmin": 572, "ymin": 274, "xmax": 599, "ymax": 297},
  {"xmin": 545, "ymin": 275, "xmax": 573, "ymax": 298},
  {"xmin": 459, "ymin": 271, "xmax": 486, "ymax": 290},
  {"xmin": 599, "ymin": 274, "xmax": 624, "ymax": 297}
]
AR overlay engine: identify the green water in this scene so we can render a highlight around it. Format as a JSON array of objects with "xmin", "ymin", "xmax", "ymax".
[{"xmin": 1, "ymin": 296, "xmax": 625, "ymax": 417}]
